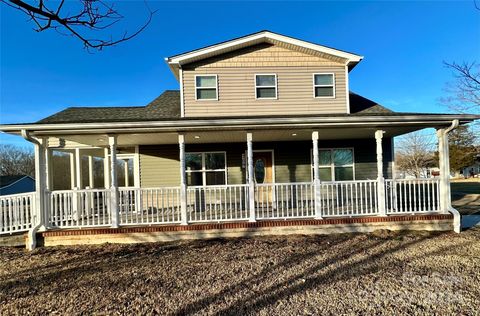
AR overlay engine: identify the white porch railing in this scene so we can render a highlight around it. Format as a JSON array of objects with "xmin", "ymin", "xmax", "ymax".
[
  {"xmin": 49, "ymin": 189, "xmax": 111, "ymax": 228},
  {"xmin": 319, "ymin": 180, "xmax": 378, "ymax": 217},
  {"xmin": 386, "ymin": 178, "xmax": 441, "ymax": 214},
  {"xmin": 187, "ymin": 184, "xmax": 249, "ymax": 222},
  {"xmin": 255, "ymin": 182, "xmax": 315, "ymax": 219},
  {"xmin": 119, "ymin": 187, "xmax": 182, "ymax": 225},
  {"xmin": 0, "ymin": 178, "xmax": 446, "ymax": 235},
  {"xmin": 0, "ymin": 192, "xmax": 35, "ymax": 234}
]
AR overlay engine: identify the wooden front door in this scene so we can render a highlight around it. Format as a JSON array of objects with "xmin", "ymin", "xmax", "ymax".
[
  {"xmin": 252, "ymin": 151, "xmax": 274, "ymax": 203},
  {"xmin": 253, "ymin": 151, "xmax": 273, "ymax": 184}
]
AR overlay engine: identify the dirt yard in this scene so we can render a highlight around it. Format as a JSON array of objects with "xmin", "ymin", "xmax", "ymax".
[{"xmin": 1, "ymin": 229, "xmax": 480, "ymax": 315}]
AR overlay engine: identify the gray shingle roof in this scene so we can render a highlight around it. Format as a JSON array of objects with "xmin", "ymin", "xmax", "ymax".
[
  {"xmin": 38, "ymin": 90, "xmax": 181, "ymax": 124},
  {"xmin": 37, "ymin": 90, "xmax": 395, "ymax": 124}
]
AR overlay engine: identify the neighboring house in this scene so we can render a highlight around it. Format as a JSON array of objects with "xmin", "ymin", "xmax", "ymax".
[
  {"xmin": 462, "ymin": 153, "xmax": 480, "ymax": 178},
  {"xmin": 0, "ymin": 31, "xmax": 478, "ymax": 248},
  {"xmin": 0, "ymin": 175, "xmax": 35, "ymax": 195},
  {"xmin": 395, "ymin": 167, "xmax": 441, "ymax": 179}
]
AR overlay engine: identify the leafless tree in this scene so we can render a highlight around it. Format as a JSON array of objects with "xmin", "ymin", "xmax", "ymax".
[
  {"xmin": 0, "ymin": 144, "xmax": 35, "ymax": 177},
  {"xmin": 1, "ymin": 0, "xmax": 155, "ymax": 50},
  {"xmin": 440, "ymin": 61, "xmax": 480, "ymax": 115},
  {"xmin": 395, "ymin": 131, "xmax": 436, "ymax": 178}
]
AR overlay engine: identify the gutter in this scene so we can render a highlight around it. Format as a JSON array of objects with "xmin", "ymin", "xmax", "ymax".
[
  {"xmin": 444, "ymin": 120, "xmax": 461, "ymax": 233},
  {"xmin": 20, "ymin": 130, "xmax": 43, "ymax": 250},
  {"xmin": 1, "ymin": 114, "xmax": 478, "ymax": 135}
]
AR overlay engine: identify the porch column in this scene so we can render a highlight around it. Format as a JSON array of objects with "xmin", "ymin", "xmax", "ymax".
[
  {"xmin": 43, "ymin": 142, "xmax": 52, "ymax": 228},
  {"xmin": 75, "ymin": 148, "xmax": 82, "ymax": 189},
  {"xmin": 69, "ymin": 153, "xmax": 75, "ymax": 189},
  {"xmin": 375, "ymin": 130, "xmax": 387, "ymax": 216},
  {"xmin": 88, "ymin": 156, "xmax": 94, "ymax": 189},
  {"xmin": 437, "ymin": 128, "xmax": 451, "ymax": 213},
  {"xmin": 437, "ymin": 120, "xmax": 460, "ymax": 233},
  {"xmin": 123, "ymin": 160, "xmax": 129, "ymax": 187},
  {"xmin": 247, "ymin": 132, "xmax": 256, "ymax": 222},
  {"xmin": 34, "ymin": 139, "xmax": 47, "ymax": 229},
  {"xmin": 109, "ymin": 135, "xmax": 119, "ymax": 228},
  {"xmin": 312, "ymin": 131, "xmax": 322, "ymax": 219},
  {"xmin": 103, "ymin": 148, "xmax": 110, "ymax": 189},
  {"xmin": 44, "ymin": 145, "xmax": 52, "ymax": 191},
  {"xmin": 178, "ymin": 134, "xmax": 188, "ymax": 225}
]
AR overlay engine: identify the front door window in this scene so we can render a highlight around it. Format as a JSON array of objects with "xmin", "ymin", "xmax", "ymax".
[{"xmin": 254, "ymin": 159, "xmax": 266, "ymax": 183}]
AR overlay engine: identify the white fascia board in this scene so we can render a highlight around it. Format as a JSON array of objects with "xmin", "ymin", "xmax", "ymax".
[
  {"xmin": 1, "ymin": 114, "xmax": 478, "ymax": 135},
  {"xmin": 166, "ymin": 31, "xmax": 363, "ymax": 66}
]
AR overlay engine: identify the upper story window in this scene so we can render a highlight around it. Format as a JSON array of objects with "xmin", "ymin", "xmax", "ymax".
[
  {"xmin": 195, "ymin": 75, "xmax": 218, "ymax": 100},
  {"xmin": 255, "ymin": 74, "xmax": 277, "ymax": 99},
  {"xmin": 313, "ymin": 73, "xmax": 335, "ymax": 98}
]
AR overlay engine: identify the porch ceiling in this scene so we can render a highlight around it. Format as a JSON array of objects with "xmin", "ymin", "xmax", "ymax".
[{"xmin": 54, "ymin": 125, "xmax": 426, "ymax": 148}]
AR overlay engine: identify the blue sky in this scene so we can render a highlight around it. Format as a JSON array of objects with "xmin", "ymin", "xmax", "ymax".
[{"xmin": 1, "ymin": 1, "xmax": 479, "ymax": 147}]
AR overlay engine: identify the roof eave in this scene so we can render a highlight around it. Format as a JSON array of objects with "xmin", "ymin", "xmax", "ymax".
[{"xmin": 1, "ymin": 114, "xmax": 478, "ymax": 135}]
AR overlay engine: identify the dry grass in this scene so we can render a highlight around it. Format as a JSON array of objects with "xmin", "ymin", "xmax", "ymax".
[{"xmin": 1, "ymin": 229, "xmax": 480, "ymax": 315}]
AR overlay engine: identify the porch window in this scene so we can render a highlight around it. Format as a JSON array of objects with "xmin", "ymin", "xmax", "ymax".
[
  {"xmin": 255, "ymin": 74, "xmax": 277, "ymax": 99},
  {"xmin": 195, "ymin": 75, "xmax": 218, "ymax": 100},
  {"xmin": 185, "ymin": 152, "xmax": 227, "ymax": 186},
  {"xmin": 312, "ymin": 148, "xmax": 354, "ymax": 181},
  {"xmin": 313, "ymin": 73, "xmax": 335, "ymax": 98}
]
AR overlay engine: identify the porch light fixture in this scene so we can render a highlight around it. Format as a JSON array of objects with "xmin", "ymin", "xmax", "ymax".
[
  {"xmin": 194, "ymin": 135, "xmax": 200, "ymax": 139},
  {"xmin": 291, "ymin": 133, "xmax": 297, "ymax": 136}
]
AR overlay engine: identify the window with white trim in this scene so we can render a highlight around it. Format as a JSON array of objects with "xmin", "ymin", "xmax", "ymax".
[
  {"xmin": 255, "ymin": 74, "xmax": 277, "ymax": 99},
  {"xmin": 311, "ymin": 148, "xmax": 354, "ymax": 181},
  {"xmin": 313, "ymin": 73, "xmax": 335, "ymax": 98},
  {"xmin": 195, "ymin": 75, "xmax": 218, "ymax": 100},
  {"xmin": 186, "ymin": 152, "xmax": 226, "ymax": 186}
]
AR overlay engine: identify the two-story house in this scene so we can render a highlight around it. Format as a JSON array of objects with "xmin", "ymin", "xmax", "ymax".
[{"xmin": 1, "ymin": 31, "xmax": 478, "ymax": 249}]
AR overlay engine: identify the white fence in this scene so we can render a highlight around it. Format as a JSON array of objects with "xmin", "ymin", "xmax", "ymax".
[
  {"xmin": 386, "ymin": 178, "xmax": 441, "ymax": 214},
  {"xmin": 49, "ymin": 189, "xmax": 111, "ymax": 228},
  {"xmin": 319, "ymin": 180, "xmax": 378, "ymax": 217},
  {"xmin": 119, "ymin": 187, "xmax": 182, "ymax": 225},
  {"xmin": 0, "ymin": 178, "xmax": 445, "ymax": 235},
  {"xmin": 0, "ymin": 192, "xmax": 35, "ymax": 234},
  {"xmin": 255, "ymin": 182, "xmax": 315, "ymax": 219},
  {"xmin": 187, "ymin": 185, "xmax": 249, "ymax": 222}
]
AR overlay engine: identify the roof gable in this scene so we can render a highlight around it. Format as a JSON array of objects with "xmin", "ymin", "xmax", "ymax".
[
  {"xmin": 183, "ymin": 42, "xmax": 345, "ymax": 69},
  {"xmin": 166, "ymin": 30, "xmax": 363, "ymax": 78}
]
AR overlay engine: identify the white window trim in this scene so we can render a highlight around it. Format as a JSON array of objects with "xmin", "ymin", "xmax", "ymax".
[
  {"xmin": 194, "ymin": 74, "xmax": 218, "ymax": 101},
  {"xmin": 185, "ymin": 151, "xmax": 227, "ymax": 186},
  {"xmin": 313, "ymin": 73, "xmax": 336, "ymax": 99},
  {"xmin": 310, "ymin": 147, "xmax": 355, "ymax": 181},
  {"xmin": 255, "ymin": 74, "xmax": 278, "ymax": 100}
]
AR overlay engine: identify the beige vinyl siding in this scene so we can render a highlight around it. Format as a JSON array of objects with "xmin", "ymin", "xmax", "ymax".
[
  {"xmin": 182, "ymin": 43, "xmax": 348, "ymax": 117},
  {"xmin": 139, "ymin": 145, "xmax": 180, "ymax": 187},
  {"xmin": 189, "ymin": 43, "xmax": 345, "ymax": 68},
  {"xmin": 139, "ymin": 139, "xmax": 393, "ymax": 187}
]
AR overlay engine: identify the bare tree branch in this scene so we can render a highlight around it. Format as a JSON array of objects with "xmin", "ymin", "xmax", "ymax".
[
  {"xmin": 440, "ymin": 61, "xmax": 480, "ymax": 123},
  {"xmin": 1, "ymin": 0, "xmax": 156, "ymax": 51}
]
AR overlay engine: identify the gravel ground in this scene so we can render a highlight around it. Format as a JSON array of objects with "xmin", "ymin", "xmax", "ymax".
[{"xmin": 1, "ymin": 229, "xmax": 480, "ymax": 315}]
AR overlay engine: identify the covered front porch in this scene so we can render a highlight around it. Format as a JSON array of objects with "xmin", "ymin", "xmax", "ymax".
[{"xmin": 0, "ymin": 115, "xmax": 466, "ymax": 248}]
